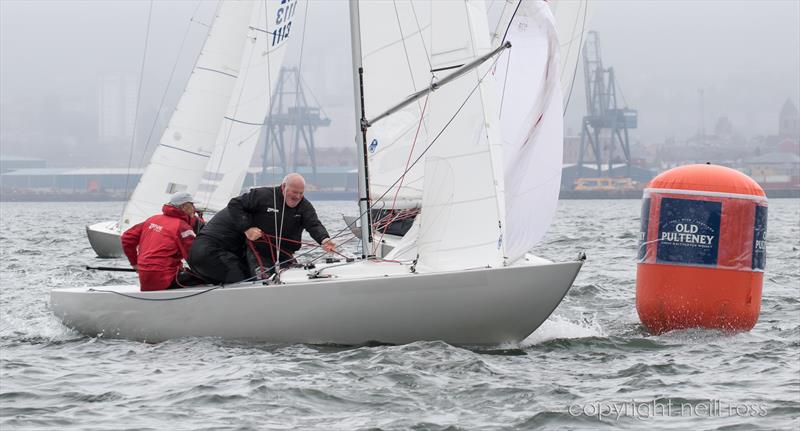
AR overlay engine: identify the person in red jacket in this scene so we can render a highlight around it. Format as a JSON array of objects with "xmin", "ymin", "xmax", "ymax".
[{"xmin": 121, "ymin": 192, "xmax": 201, "ymax": 291}]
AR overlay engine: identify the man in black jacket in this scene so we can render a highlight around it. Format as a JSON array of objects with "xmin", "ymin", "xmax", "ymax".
[{"xmin": 188, "ymin": 173, "xmax": 335, "ymax": 284}]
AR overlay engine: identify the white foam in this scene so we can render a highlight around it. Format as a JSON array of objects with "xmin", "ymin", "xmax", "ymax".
[{"xmin": 521, "ymin": 314, "xmax": 606, "ymax": 346}]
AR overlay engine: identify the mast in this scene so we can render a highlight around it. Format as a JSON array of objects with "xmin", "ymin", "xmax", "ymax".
[{"xmin": 348, "ymin": 0, "xmax": 373, "ymax": 257}]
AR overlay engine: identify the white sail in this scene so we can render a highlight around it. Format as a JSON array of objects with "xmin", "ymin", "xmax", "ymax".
[
  {"xmin": 415, "ymin": 0, "xmax": 506, "ymax": 272},
  {"xmin": 487, "ymin": 0, "xmax": 587, "ymax": 98},
  {"xmin": 359, "ymin": 0, "xmax": 432, "ymax": 209},
  {"xmin": 195, "ymin": 0, "xmax": 301, "ymax": 212},
  {"xmin": 492, "ymin": 1, "xmax": 564, "ymax": 262},
  {"xmin": 120, "ymin": 1, "xmax": 255, "ymax": 232}
]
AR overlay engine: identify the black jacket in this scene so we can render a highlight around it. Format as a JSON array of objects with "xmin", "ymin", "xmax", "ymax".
[{"xmin": 197, "ymin": 186, "xmax": 329, "ymax": 255}]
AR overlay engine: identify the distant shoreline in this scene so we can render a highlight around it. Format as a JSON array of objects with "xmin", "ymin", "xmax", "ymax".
[{"xmin": 2, "ymin": 189, "xmax": 798, "ymax": 202}]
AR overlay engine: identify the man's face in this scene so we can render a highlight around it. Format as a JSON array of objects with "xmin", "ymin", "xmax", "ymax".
[
  {"xmin": 281, "ymin": 181, "xmax": 304, "ymax": 208},
  {"xmin": 180, "ymin": 202, "xmax": 195, "ymax": 217}
]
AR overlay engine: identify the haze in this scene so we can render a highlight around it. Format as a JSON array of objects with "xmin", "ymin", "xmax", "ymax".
[{"xmin": 1, "ymin": 0, "xmax": 798, "ymax": 167}]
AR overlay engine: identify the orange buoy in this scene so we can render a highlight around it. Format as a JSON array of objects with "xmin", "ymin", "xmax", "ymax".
[{"xmin": 636, "ymin": 164, "xmax": 767, "ymax": 334}]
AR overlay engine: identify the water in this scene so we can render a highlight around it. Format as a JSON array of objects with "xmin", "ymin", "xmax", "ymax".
[{"xmin": 1, "ymin": 200, "xmax": 798, "ymax": 430}]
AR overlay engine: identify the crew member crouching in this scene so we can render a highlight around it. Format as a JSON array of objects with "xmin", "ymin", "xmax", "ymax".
[{"xmin": 121, "ymin": 192, "xmax": 204, "ymax": 291}]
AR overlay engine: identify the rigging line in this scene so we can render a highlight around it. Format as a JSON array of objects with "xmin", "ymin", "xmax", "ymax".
[
  {"xmin": 563, "ymin": 0, "xmax": 587, "ymax": 116},
  {"xmin": 121, "ymin": 0, "xmax": 155, "ymax": 221},
  {"xmin": 296, "ymin": 0, "xmax": 310, "ymax": 91},
  {"xmin": 500, "ymin": 0, "xmax": 522, "ymax": 45},
  {"xmin": 361, "ymin": 23, "xmax": 432, "ymax": 62},
  {"xmin": 276, "ymin": 184, "xmax": 287, "ymax": 277},
  {"xmin": 136, "ymin": 0, "xmax": 206, "ymax": 171},
  {"xmin": 392, "ymin": 0, "xmax": 420, "ymax": 92},
  {"xmin": 559, "ymin": 0, "xmax": 582, "ymax": 83},
  {"xmin": 496, "ymin": 0, "xmax": 520, "ymax": 118},
  {"xmin": 408, "ymin": 0, "xmax": 432, "ymax": 71},
  {"xmin": 391, "ymin": 0, "xmax": 429, "ymax": 135},
  {"xmin": 498, "ymin": 49, "xmax": 511, "ymax": 117}
]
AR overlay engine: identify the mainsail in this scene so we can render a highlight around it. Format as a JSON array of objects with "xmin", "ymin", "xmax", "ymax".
[
  {"xmin": 358, "ymin": 0, "xmax": 433, "ymax": 209},
  {"xmin": 195, "ymin": 0, "xmax": 302, "ymax": 212},
  {"xmin": 120, "ymin": 1, "xmax": 254, "ymax": 232}
]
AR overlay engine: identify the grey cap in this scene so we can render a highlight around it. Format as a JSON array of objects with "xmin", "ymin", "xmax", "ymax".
[{"xmin": 168, "ymin": 191, "xmax": 194, "ymax": 207}]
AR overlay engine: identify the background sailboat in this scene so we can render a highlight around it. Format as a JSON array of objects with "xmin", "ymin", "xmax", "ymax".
[
  {"xmin": 87, "ymin": 0, "xmax": 295, "ymax": 257},
  {"xmin": 54, "ymin": 0, "xmax": 584, "ymax": 345}
]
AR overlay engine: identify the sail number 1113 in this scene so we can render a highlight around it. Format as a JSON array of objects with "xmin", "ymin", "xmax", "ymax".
[{"xmin": 272, "ymin": 0, "xmax": 297, "ymax": 47}]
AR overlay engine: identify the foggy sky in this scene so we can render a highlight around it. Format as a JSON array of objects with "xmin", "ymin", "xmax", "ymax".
[{"xmin": 1, "ymin": 0, "xmax": 798, "ymax": 165}]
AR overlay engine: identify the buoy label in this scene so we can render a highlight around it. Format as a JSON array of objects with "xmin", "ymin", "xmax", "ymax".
[
  {"xmin": 752, "ymin": 205, "xmax": 768, "ymax": 270},
  {"xmin": 656, "ymin": 198, "xmax": 721, "ymax": 266}
]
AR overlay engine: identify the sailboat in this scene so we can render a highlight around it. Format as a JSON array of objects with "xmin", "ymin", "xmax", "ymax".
[
  {"xmin": 53, "ymin": 0, "xmax": 584, "ymax": 345},
  {"xmin": 86, "ymin": 0, "xmax": 279, "ymax": 257}
]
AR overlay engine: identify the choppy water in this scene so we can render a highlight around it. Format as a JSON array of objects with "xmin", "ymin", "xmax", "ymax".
[{"xmin": 1, "ymin": 199, "xmax": 798, "ymax": 430}]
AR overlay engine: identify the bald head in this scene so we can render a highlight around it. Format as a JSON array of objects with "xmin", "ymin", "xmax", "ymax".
[
  {"xmin": 280, "ymin": 173, "xmax": 305, "ymax": 207},
  {"xmin": 282, "ymin": 173, "xmax": 305, "ymax": 188}
]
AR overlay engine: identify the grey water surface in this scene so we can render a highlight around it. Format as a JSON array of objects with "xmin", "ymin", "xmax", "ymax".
[{"xmin": 1, "ymin": 200, "xmax": 798, "ymax": 430}]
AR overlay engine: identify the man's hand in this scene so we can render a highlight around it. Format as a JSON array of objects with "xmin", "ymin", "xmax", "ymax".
[
  {"xmin": 321, "ymin": 238, "xmax": 336, "ymax": 253},
  {"xmin": 245, "ymin": 227, "xmax": 263, "ymax": 241}
]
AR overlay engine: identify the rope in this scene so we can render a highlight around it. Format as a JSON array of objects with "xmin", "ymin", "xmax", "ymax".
[{"xmin": 247, "ymin": 240, "xmax": 268, "ymax": 278}]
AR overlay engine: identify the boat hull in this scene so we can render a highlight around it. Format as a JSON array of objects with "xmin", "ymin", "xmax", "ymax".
[
  {"xmin": 86, "ymin": 220, "xmax": 123, "ymax": 258},
  {"xmin": 51, "ymin": 259, "xmax": 583, "ymax": 345}
]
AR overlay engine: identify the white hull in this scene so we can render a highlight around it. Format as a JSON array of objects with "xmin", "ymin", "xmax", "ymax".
[
  {"xmin": 51, "ymin": 257, "xmax": 583, "ymax": 345},
  {"xmin": 86, "ymin": 220, "xmax": 123, "ymax": 258}
]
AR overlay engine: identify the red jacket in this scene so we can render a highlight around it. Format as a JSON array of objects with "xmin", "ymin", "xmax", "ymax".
[{"xmin": 121, "ymin": 205, "xmax": 196, "ymax": 290}]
